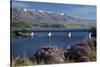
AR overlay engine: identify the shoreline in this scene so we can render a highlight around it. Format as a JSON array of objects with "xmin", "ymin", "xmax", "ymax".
[{"xmin": 11, "ymin": 38, "xmax": 96, "ymax": 66}]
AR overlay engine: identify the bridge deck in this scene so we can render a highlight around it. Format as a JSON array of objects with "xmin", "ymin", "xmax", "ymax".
[{"xmin": 14, "ymin": 28, "xmax": 91, "ymax": 32}]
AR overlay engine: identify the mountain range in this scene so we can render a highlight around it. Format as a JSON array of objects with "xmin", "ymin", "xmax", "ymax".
[{"xmin": 11, "ymin": 8, "xmax": 96, "ymax": 29}]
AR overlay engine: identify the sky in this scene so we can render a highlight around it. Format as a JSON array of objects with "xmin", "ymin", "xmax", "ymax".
[{"xmin": 11, "ymin": 0, "xmax": 96, "ymax": 20}]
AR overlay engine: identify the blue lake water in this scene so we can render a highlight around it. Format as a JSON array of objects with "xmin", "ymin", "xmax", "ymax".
[{"xmin": 11, "ymin": 31, "xmax": 89, "ymax": 58}]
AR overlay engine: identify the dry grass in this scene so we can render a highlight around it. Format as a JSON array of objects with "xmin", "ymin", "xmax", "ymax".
[{"xmin": 11, "ymin": 57, "xmax": 33, "ymax": 67}]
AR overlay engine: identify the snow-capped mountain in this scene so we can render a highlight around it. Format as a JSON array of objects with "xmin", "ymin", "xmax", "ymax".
[{"xmin": 11, "ymin": 8, "xmax": 96, "ymax": 28}]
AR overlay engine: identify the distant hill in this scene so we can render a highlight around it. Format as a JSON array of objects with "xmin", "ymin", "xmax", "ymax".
[{"xmin": 11, "ymin": 8, "xmax": 96, "ymax": 29}]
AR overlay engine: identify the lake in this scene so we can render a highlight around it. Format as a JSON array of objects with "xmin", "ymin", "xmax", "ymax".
[{"xmin": 11, "ymin": 31, "xmax": 90, "ymax": 58}]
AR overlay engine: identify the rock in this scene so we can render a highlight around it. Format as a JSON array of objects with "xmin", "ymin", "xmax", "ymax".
[{"xmin": 30, "ymin": 46, "xmax": 65, "ymax": 64}]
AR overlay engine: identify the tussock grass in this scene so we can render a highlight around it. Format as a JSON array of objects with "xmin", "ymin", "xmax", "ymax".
[{"xmin": 11, "ymin": 57, "xmax": 33, "ymax": 67}]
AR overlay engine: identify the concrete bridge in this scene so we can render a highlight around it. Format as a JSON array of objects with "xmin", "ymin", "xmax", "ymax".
[
  {"xmin": 15, "ymin": 28, "xmax": 91, "ymax": 32},
  {"xmin": 14, "ymin": 28, "xmax": 92, "ymax": 39}
]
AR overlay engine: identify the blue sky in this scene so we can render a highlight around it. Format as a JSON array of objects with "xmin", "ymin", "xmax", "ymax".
[{"xmin": 11, "ymin": 1, "xmax": 96, "ymax": 20}]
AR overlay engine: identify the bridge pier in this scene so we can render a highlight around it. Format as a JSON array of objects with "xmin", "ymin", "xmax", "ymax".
[
  {"xmin": 89, "ymin": 32, "xmax": 92, "ymax": 39},
  {"xmin": 48, "ymin": 32, "xmax": 52, "ymax": 37},
  {"xmin": 30, "ymin": 32, "xmax": 34, "ymax": 38},
  {"xmin": 68, "ymin": 32, "xmax": 72, "ymax": 38}
]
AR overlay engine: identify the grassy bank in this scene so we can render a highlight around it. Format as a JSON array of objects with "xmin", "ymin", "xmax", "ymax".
[{"xmin": 12, "ymin": 22, "xmax": 83, "ymax": 29}]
